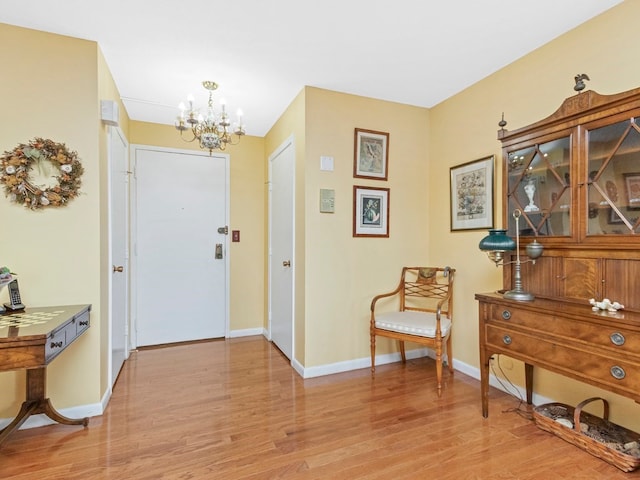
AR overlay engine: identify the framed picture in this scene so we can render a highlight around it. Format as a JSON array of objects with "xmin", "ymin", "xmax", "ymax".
[
  {"xmin": 624, "ymin": 173, "xmax": 640, "ymax": 208},
  {"xmin": 609, "ymin": 207, "xmax": 624, "ymax": 224},
  {"xmin": 353, "ymin": 185, "xmax": 390, "ymax": 237},
  {"xmin": 450, "ymin": 155, "xmax": 494, "ymax": 231},
  {"xmin": 354, "ymin": 128, "xmax": 389, "ymax": 180}
]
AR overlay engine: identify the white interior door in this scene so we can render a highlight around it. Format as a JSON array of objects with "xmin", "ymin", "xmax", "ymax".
[
  {"xmin": 269, "ymin": 137, "xmax": 295, "ymax": 359},
  {"xmin": 109, "ymin": 127, "xmax": 129, "ymax": 386},
  {"xmin": 132, "ymin": 146, "xmax": 228, "ymax": 346}
]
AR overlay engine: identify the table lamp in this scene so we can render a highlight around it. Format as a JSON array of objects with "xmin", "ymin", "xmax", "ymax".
[{"xmin": 478, "ymin": 209, "xmax": 544, "ymax": 301}]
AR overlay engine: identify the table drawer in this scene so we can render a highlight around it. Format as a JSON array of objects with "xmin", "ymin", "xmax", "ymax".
[
  {"xmin": 45, "ymin": 326, "xmax": 68, "ymax": 362},
  {"xmin": 486, "ymin": 324, "xmax": 640, "ymax": 396},
  {"xmin": 45, "ymin": 309, "xmax": 90, "ymax": 362},
  {"xmin": 73, "ymin": 309, "xmax": 90, "ymax": 337},
  {"xmin": 489, "ymin": 304, "xmax": 640, "ymax": 355},
  {"xmin": 0, "ymin": 343, "xmax": 44, "ymax": 370}
]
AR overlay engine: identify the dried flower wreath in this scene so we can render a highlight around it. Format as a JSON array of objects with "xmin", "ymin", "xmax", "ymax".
[{"xmin": 0, "ymin": 138, "xmax": 83, "ymax": 210}]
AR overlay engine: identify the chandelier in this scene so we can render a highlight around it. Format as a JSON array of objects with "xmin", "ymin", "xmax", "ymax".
[{"xmin": 175, "ymin": 80, "xmax": 245, "ymax": 154}]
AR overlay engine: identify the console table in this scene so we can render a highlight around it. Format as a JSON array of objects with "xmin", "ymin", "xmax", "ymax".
[
  {"xmin": 0, "ymin": 304, "xmax": 91, "ymax": 445},
  {"xmin": 476, "ymin": 292, "xmax": 640, "ymax": 418}
]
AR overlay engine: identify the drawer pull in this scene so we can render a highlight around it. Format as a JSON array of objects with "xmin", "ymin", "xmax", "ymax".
[
  {"xmin": 610, "ymin": 332, "xmax": 625, "ymax": 346},
  {"xmin": 610, "ymin": 366, "xmax": 626, "ymax": 380},
  {"xmin": 501, "ymin": 310, "xmax": 511, "ymax": 320},
  {"xmin": 502, "ymin": 335, "xmax": 512, "ymax": 345},
  {"xmin": 79, "ymin": 320, "xmax": 89, "ymax": 326},
  {"xmin": 50, "ymin": 341, "xmax": 64, "ymax": 349}
]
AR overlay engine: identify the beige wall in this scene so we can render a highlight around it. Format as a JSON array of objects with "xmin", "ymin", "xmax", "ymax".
[
  {"xmin": 264, "ymin": 87, "xmax": 430, "ymax": 369},
  {"xmin": 429, "ymin": 0, "xmax": 640, "ymax": 429},
  {"xmin": 0, "ymin": 24, "xmax": 104, "ymax": 417},
  {"xmin": 303, "ymin": 88, "xmax": 430, "ymax": 367}
]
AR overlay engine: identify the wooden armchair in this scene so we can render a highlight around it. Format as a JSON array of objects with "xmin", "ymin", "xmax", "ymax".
[{"xmin": 370, "ymin": 266, "xmax": 455, "ymax": 395}]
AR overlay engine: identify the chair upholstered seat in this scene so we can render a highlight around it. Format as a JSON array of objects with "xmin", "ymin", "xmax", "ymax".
[{"xmin": 374, "ymin": 311, "xmax": 451, "ymax": 338}]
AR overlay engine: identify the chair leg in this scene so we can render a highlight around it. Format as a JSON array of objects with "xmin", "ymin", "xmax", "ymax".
[
  {"xmin": 436, "ymin": 362, "xmax": 443, "ymax": 396},
  {"xmin": 399, "ymin": 340, "xmax": 406, "ymax": 363},
  {"xmin": 436, "ymin": 339, "xmax": 443, "ymax": 396},
  {"xmin": 446, "ymin": 334, "xmax": 454, "ymax": 374},
  {"xmin": 370, "ymin": 333, "xmax": 376, "ymax": 373}
]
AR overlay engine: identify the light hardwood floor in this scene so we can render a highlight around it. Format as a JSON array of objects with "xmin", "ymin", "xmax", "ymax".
[{"xmin": 0, "ymin": 336, "xmax": 637, "ymax": 479}]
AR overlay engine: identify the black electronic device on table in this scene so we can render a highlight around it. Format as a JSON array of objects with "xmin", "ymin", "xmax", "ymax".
[{"xmin": 3, "ymin": 279, "xmax": 25, "ymax": 311}]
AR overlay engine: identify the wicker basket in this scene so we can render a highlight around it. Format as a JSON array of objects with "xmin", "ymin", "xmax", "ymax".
[{"xmin": 533, "ymin": 397, "xmax": 640, "ymax": 472}]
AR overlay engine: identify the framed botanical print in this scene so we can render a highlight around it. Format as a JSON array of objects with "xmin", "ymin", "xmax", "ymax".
[
  {"xmin": 354, "ymin": 128, "xmax": 389, "ymax": 180},
  {"xmin": 353, "ymin": 185, "xmax": 390, "ymax": 237},
  {"xmin": 450, "ymin": 155, "xmax": 494, "ymax": 231}
]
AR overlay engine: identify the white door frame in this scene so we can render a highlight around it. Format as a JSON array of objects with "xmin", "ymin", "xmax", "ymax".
[
  {"xmin": 268, "ymin": 135, "xmax": 295, "ymax": 360},
  {"xmin": 107, "ymin": 125, "xmax": 130, "ymax": 388},
  {"xmin": 129, "ymin": 144, "xmax": 230, "ymax": 348}
]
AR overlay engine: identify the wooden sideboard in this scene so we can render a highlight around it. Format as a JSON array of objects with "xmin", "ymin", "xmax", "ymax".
[
  {"xmin": 0, "ymin": 304, "xmax": 91, "ymax": 445},
  {"xmin": 476, "ymin": 292, "xmax": 640, "ymax": 418}
]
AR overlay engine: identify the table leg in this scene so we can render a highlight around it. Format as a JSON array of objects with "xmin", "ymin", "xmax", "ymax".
[
  {"xmin": 0, "ymin": 367, "xmax": 88, "ymax": 446},
  {"xmin": 41, "ymin": 398, "xmax": 89, "ymax": 426},
  {"xmin": 26, "ymin": 368, "xmax": 89, "ymax": 426},
  {"xmin": 525, "ymin": 362, "xmax": 534, "ymax": 405},
  {"xmin": 479, "ymin": 305, "xmax": 491, "ymax": 418},
  {"xmin": 479, "ymin": 348, "xmax": 490, "ymax": 418},
  {"xmin": 0, "ymin": 401, "xmax": 39, "ymax": 444}
]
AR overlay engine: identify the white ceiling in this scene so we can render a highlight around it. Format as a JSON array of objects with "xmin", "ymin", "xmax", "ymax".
[{"xmin": 1, "ymin": 0, "xmax": 622, "ymax": 137}]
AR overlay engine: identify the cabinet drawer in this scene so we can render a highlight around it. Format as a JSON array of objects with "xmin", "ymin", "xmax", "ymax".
[
  {"xmin": 489, "ymin": 305, "xmax": 541, "ymax": 326},
  {"xmin": 486, "ymin": 324, "xmax": 640, "ymax": 397},
  {"xmin": 489, "ymin": 305, "xmax": 640, "ymax": 356}
]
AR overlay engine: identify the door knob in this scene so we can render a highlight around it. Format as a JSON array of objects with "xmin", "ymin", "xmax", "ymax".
[
  {"xmin": 282, "ymin": 260, "xmax": 291, "ymax": 267},
  {"xmin": 112, "ymin": 265, "xmax": 124, "ymax": 273}
]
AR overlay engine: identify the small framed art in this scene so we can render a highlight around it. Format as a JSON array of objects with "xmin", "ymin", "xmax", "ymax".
[
  {"xmin": 353, "ymin": 185, "xmax": 390, "ymax": 237},
  {"xmin": 450, "ymin": 155, "xmax": 494, "ymax": 231},
  {"xmin": 609, "ymin": 207, "xmax": 624, "ymax": 224},
  {"xmin": 354, "ymin": 128, "xmax": 389, "ymax": 180},
  {"xmin": 625, "ymin": 173, "xmax": 640, "ymax": 207}
]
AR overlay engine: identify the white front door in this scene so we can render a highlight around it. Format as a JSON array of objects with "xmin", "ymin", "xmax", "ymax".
[
  {"xmin": 109, "ymin": 127, "xmax": 129, "ymax": 386},
  {"xmin": 269, "ymin": 137, "xmax": 295, "ymax": 359},
  {"xmin": 132, "ymin": 146, "xmax": 228, "ymax": 347}
]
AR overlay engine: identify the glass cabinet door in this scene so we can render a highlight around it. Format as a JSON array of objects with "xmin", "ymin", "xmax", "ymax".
[
  {"xmin": 506, "ymin": 136, "xmax": 572, "ymax": 237},
  {"xmin": 587, "ymin": 118, "xmax": 640, "ymax": 235}
]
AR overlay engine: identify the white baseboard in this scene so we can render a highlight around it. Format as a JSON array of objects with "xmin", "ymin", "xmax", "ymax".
[
  {"xmin": 299, "ymin": 348, "xmax": 554, "ymax": 405},
  {"xmin": 228, "ymin": 327, "xmax": 266, "ymax": 338},
  {"xmin": 301, "ymin": 348, "xmax": 431, "ymax": 378},
  {"xmin": 453, "ymin": 356, "xmax": 553, "ymax": 406}
]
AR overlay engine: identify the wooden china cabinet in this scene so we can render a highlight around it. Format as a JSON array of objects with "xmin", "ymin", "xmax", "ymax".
[{"xmin": 476, "ymin": 85, "xmax": 640, "ymax": 417}]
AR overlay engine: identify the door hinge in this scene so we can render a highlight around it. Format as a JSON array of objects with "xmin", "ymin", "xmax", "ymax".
[{"xmin": 217, "ymin": 226, "xmax": 229, "ymax": 235}]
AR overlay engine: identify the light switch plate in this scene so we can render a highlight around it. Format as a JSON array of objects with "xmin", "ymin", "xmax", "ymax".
[{"xmin": 320, "ymin": 156, "xmax": 334, "ymax": 171}]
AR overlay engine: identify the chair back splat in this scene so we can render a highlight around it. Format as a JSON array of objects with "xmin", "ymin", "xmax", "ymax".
[{"xmin": 370, "ymin": 266, "xmax": 455, "ymax": 396}]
